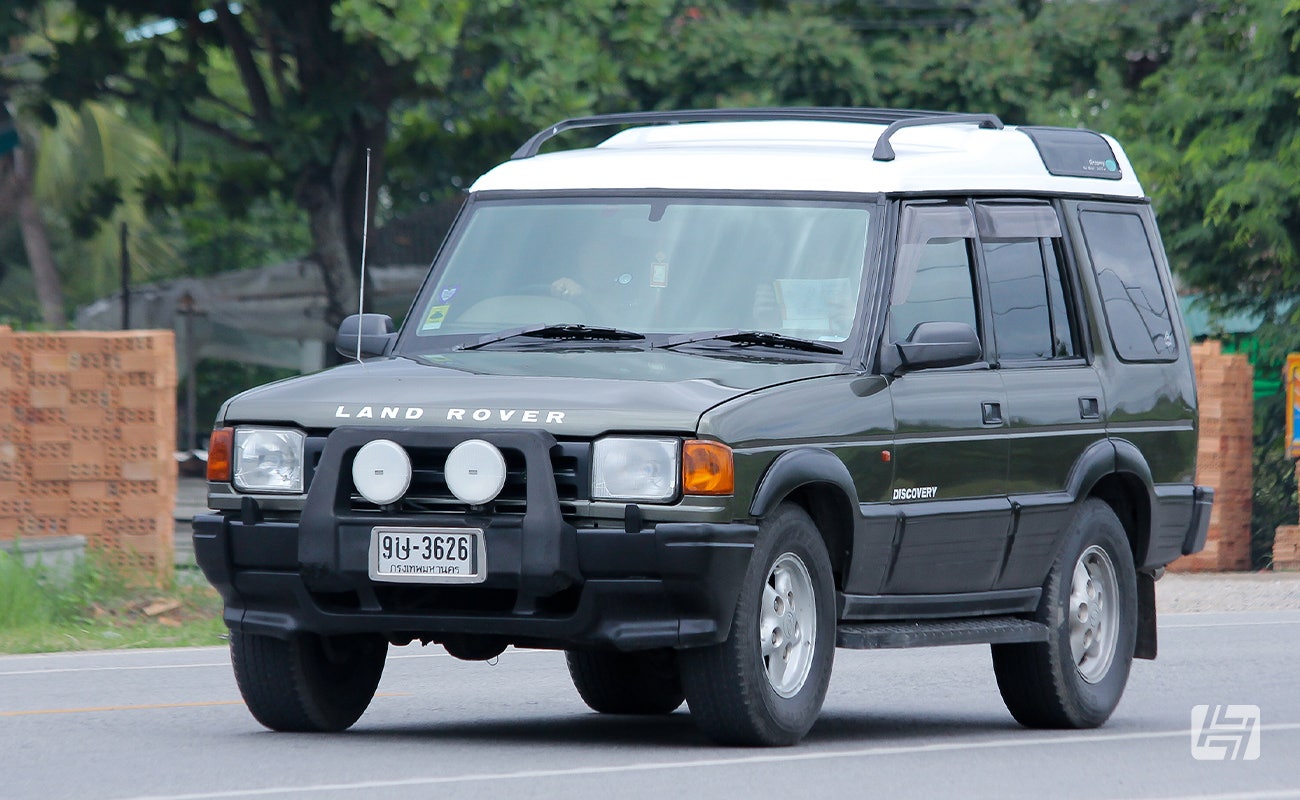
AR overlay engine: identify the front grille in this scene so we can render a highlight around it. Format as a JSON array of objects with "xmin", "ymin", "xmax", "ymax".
[{"xmin": 344, "ymin": 440, "xmax": 587, "ymax": 517}]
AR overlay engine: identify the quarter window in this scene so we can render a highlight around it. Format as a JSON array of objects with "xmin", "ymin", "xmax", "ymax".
[{"xmin": 1079, "ymin": 210, "xmax": 1177, "ymax": 361}]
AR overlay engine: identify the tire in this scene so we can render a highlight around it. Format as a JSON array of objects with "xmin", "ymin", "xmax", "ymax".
[
  {"xmin": 678, "ymin": 503, "xmax": 835, "ymax": 746},
  {"xmin": 565, "ymin": 648, "xmax": 685, "ymax": 715},
  {"xmin": 992, "ymin": 498, "xmax": 1137, "ymax": 728},
  {"xmin": 230, "ymin": 631, "xmax": 387, "ymax": 732}
]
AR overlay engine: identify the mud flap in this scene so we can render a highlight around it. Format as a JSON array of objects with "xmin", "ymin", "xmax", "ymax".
[{"xmin": 1135, "ymin": 570, "xmax": 1157, "ymax": 660}]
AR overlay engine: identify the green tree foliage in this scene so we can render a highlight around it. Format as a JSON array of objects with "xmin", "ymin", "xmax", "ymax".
[
  {"xmin": 880, "ymin": 0, "xmax": 1202, "ymax": 125},
  {"xmin": 385, "ymin": 0, "xmax": 676, "ymax": 207},
  {"xmin": 1253, "ymin": 379, "xmax": 1300, "ymax": 565},
  {"xmin": 1123, "ymin": 2, "xmax": 1300, "ymax": 567},
  {"xmin": 3, "ymin": 4, "xmax": 178, "ymax": 326},
  {"xmin": 9, "ymin": 0, "xmax": 470, "ymax": 330},
  {"xmin": 30, "ymin": 101, "xmax": 177, "ymax": 299},
  {"xmin": 1133, "ymin": 0, "xmax": 1300, "ymax": 317},
  {"xmin": 642, "ymin": 7, "xmax": 901, "ymax": 109},
  {"xmin": 386, "ymin": 1, "xmax": 906, "ymax": 208}
]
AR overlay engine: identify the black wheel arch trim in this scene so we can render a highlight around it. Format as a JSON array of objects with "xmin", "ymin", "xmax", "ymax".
[
  {"xmin": 1107, "ymin": 438, "xmax": 1160, "ymax": 564},
  {"xmin": 749, "ymin": 448, "xmax": 862, "ymax": 520},
  {"xmin": 1060, "ymin": 438, "xmax": 1159, "ymax": 557},
  {"xmin": 1110, "ymin": 439, "xmax": 1158, "ymax": 498},
  {"xmin": 1061, "ymin": 438, "xmax": 1119, "ymax": 501}
]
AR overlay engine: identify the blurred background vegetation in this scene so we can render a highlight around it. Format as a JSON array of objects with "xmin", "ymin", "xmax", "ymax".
[{"xmin": 2, "ymin": 0, "xmax": 1298, "ymax": 566}]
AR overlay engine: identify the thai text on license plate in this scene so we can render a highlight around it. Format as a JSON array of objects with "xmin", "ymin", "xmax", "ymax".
[{"xmin": 368, "ymin": 527, "xmax": 486, "ymax": 584}]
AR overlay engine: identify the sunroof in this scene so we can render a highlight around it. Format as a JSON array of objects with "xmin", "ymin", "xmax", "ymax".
[{"xmin": 1019, "ymin": 126, "xmax": 1123, "ymax": 180}]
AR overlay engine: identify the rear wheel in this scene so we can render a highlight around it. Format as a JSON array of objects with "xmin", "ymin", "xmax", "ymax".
[
  {"xmin": 565, "ymin": 648, "xmax": 684, "ymax": 714},
  {"xmin": 678, "ymin": 503, "xmax": 835, "ymax": 746},
  {"xmin": 992, "ymin": 498, "xmax": 1137, "ymax": 728},
  {"xmin": 231, "ymin": 631, "xmax": 387, "ymax": 732}
]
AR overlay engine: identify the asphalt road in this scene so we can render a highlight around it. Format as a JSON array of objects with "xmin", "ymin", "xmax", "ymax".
[{"xmin": 3, "ymin": 610, "xmax": 1299, "ymax": 800}]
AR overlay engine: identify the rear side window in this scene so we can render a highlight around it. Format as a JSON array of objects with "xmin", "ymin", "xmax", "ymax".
[
  {"xmin": 976, "ymin": 204, "xmax": 1078, "ymax": 362},
  {"xmin": 1079, "ymin": 210, "xmax": 1177, "ymax": 362}
]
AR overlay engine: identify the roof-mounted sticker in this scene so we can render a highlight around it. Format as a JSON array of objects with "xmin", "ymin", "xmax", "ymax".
[{"xmin": 1019, "ymin": 126, "xmax": 1122, "ymax": 180}]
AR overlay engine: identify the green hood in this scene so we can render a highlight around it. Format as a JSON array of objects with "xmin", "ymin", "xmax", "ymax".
[{"xmin": 218, "ymin": 349, "xmax": 843, "ymax": 437}]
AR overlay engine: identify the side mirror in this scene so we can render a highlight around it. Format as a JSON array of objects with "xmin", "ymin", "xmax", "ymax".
[
  {"xmin": 895, "ymin": 321, "xmax": 982, "ymax": 372},
  {"xmin": 335, "ymin": 313, "xmax": 396, "ymax": 359}
]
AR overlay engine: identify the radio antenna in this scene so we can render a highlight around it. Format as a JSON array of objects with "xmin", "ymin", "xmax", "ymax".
[{"xmin": 356, "ymin": 147, "xmax": 372, "ymax": 364}]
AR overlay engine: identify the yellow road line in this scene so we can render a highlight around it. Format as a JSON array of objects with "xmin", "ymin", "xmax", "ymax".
[
  {"xmin": 1, "ymin": 693, "xmax": 409, "ymax": 717},
  {"xmin": 1, "ymin": 700, "xmax": 245, "ymax": 716}
]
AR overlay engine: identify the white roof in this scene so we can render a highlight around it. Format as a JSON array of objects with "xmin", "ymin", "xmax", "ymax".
[{"xmin": 470, "ymin": 119, "xmax": 1145, "ymax": 198}]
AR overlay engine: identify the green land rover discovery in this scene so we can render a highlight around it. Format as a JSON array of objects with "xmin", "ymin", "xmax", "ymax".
[{"xmin": 195, "ymin": 108, "xmax": 1213, "ymax": 746}]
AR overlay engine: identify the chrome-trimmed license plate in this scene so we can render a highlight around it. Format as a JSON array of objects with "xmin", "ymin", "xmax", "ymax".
[{"xmin": 368, "ymin": 527, "xmax": 486, "ymax": 584}]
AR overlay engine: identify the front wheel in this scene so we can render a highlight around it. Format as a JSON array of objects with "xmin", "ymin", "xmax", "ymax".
[
  {"xmin": 992, "ymin": 498, "xmax": 1137, "ymax": 728},
  {"xmin": 231, "ymin": 631, "xmax": 387, "ymax": 732},
  {"xmin": 678, "ymin": 503, "xmax": 835, "ymax": 746}
]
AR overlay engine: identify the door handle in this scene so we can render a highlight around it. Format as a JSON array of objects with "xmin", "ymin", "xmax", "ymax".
[
  {"xmin": 1079, "ymin": 397, "xmax": 1101, "ymax": 420},
  {"xmin": 981, "ymin": 401, "xmax": 1003, "ymax": 425}
]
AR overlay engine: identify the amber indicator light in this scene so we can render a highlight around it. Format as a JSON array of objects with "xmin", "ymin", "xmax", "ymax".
[
  {"xmin": 207, "ymin": 428, "xmax": 234, "ymax": 482},
  {"xmin": 682, "ymin": 440, "xmax": 734, "ymax": 495}
]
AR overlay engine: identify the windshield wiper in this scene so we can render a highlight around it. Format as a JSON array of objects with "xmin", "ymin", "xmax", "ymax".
[
  {"xmin": 659, "ymin": 329, "xmax": 842, "ymax": 355},
  {"xmin": 458, "ymin": 323, "xmax": 646, "ymax": 351}
]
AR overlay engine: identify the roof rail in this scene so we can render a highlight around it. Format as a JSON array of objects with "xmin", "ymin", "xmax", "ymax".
[
  {"xmin": 510, "ymin": 107, "xmax": 967, "ymax": 160},
  {"xmin": 871, "ymin": 114, "xmax": 1004, "ymax": 162}
]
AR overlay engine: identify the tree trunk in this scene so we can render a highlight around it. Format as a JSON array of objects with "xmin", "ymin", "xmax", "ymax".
[
  {"xmin": 300, "ymin": 118, "xmax": 390, "ymax": 343},
  {"xmin": 300, "ymin": 147, "xmax": 361, "ymax": 340},
  {"xmin": 13, "ymin": 145, "xmax": 67, "ymax": 328}
]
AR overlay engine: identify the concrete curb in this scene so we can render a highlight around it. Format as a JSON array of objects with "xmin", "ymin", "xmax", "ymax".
[{"xmin": 1156, "ymin": 572, "xmax": 1300, "ymax": 613}]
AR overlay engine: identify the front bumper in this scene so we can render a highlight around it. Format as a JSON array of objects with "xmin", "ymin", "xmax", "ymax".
[{"xmin": 194, "ymin": 513, "xmax": 757, "ymax": 651}]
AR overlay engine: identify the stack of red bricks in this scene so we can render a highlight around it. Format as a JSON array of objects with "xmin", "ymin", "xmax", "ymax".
[
  {"xmin": 0, "ymin": 326, "xmax": 177, "ymax": 580},
  {"xmin": 1171, "ymin": 340, "xmax": 1253, "ymax": 571},
  {"xmin": 1274, "ymin": 461, "xmax": 1300, "ymax": 571}
]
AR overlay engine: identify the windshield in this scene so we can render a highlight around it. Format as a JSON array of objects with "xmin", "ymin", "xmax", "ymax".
[{"xmin": 399, "ymin": 196, "xmax": 874, "ymax": 353}]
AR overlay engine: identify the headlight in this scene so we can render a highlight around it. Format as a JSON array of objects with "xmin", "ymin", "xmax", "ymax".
[
  {"xmin": 592, "ymin": 437, "xmax": 678, "ymax": 502},
  {"xmin": 233, "ymin": 428, "xmax": 306, "ymax": 493}
]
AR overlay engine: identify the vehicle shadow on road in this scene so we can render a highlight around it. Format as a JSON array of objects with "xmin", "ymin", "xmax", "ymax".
[
  {"xmin": 335, "ymin": 709, "xmax": 1021, "ymax": 749},
  {"xmin": 346, "ymin": 712, "xmax": 703, "ymax": 748},
  {"xmin": 807, "ymin": 709, "xmax": 1022, "ymax": 744}
]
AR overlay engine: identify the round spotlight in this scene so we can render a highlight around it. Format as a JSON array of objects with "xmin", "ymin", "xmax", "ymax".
[
  {"xmin": 352, "ymin": 439, "xmax": 412, "ymax": 506},
  {"xmin": 445, "ymin": 439, "xmax": 507, "ymax": 506}
]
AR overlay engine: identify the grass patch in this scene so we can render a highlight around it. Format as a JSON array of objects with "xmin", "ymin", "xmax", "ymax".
[{"xmin": 0, "ymin": 550, "xmax": 226, "ymax": 654}]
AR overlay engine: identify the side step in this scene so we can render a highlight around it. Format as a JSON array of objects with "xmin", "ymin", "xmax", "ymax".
[{"xmin": 836, "ymin": 615, "xmax": 1049, "ymax": 650}]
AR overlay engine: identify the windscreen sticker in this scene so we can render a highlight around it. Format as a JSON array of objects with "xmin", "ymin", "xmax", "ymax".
[
  {"xmin": 421, "ymin": 304, "xmax": 451, "ymax": 331},
  {"xmin": 650, "ymin": 254, "xmax": 669, "ymax": 288},
  {"xmin": 438, "ymin": 286, "xmax": 459, "ymax": 303}
]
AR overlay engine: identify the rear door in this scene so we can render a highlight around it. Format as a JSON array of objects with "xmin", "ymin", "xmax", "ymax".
[{"xmin": 974, "ymin": 201, "xmax": 1106, "ymax": 589}]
